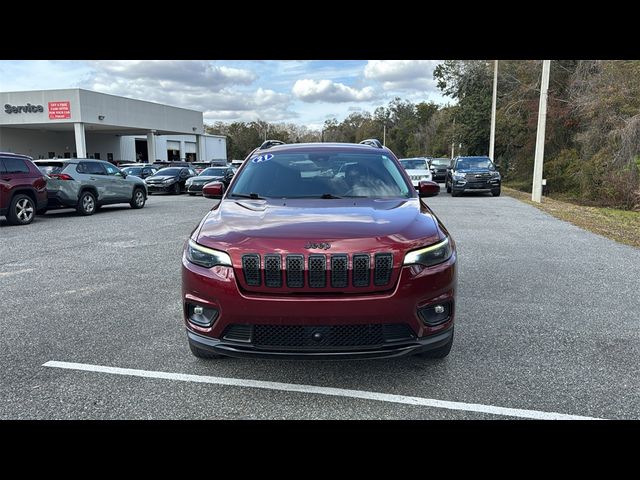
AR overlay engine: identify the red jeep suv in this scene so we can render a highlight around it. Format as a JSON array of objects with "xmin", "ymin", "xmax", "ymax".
[
  {"xmin": 182, "ymin": 140, "xmax": 457, "ymax": 360},
  {"xmin": 0, "ymin": 153, "xmax": 48, "ymax": 225}
]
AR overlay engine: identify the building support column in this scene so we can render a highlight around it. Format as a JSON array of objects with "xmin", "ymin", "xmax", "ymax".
[
  {"xmin": 180, "ymin": 140, "xmax": 186, "ymax": 161},
  {"xmin": 147, "ymin": 131, "xmax": 157, "ymax": 163},
  {"xmin": 74, "ymin": 122, "xmax": 87, "ymax": 158},
  {"xmin": 196, "ymin": 135, "xmax": 206, "ymax": 163}
]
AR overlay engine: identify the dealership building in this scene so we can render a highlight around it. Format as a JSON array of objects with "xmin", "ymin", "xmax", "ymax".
[{"xmin": 0, "ymin": 88, "xmax": 226, "ymax": 163}]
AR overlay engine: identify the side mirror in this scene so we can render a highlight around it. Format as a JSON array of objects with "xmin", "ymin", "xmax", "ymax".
[
  {"xmin": 203, "ymin": 181, "xmax": 225, "ymax": 199},
  {"xmin": 418, "ymin": 180, "xmax": 440, "ymax": 198},
  {"xmin": 495, "ymin": 164, "xmax": 501, "ymax": 171}
]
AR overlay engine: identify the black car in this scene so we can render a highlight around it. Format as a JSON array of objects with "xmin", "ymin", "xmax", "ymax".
[
  {"xmin": 428, "ymin": 158, "xmax": 451, "ymax": 183},
  {"xmin": 121, "ymin": 165, "xmax": 158, "ymax": 179},
  {"xmin": 445, "ymin": 156, "xmax": 501, "ymax": 197},
  {"xmin": 185, "ymin": 167, "xmax": 235, "ymax": 195},
  {"xmin": 145, "ymin": 167, "xmax": 197, "ymax": 194}
]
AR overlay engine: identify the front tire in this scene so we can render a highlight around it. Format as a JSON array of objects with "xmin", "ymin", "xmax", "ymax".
[
  {"xmin": 130, "ymin": 188, "xmax": 146, "ymax": 209},
  {"xmin": 173, "ymin": 182, "xmax": 181, "ymax": 195},
  {"xmin": 451, "ymin": 188, "xmax": 462, "ymax": 197},
  {"xmin": 77, "ymin": 191, "xmax": 96, "ymax": 216},
  {"xmin": 188, "ymin": 340, "xmax": 226, "ymax": 359},
  {"xmin": 446, "ymin": 180, "xmax": 452, "ymax": 193},
  {"xmin": 491, "ymin": 188, "xmax": 501, "ymax": 197},
  {"xmin": 415, "ymin": 328, "xmax": 454, "ymax": 359},
  {"xmin": 7, "ymin": 194, "xmax": 35, "ymax": 225}
]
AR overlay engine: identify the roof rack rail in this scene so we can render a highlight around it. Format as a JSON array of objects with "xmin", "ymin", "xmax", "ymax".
[
  {"xmin": 359, "ymin": 139, "xmax": 383, "ymax": 148},
  {"xmin": 259, "ymin": 139, "xmax": 286, "ymax": 150}
]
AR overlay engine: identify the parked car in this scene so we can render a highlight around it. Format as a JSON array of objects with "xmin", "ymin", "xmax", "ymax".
[
  {"xmin": 121, "ymin": 165, "xmax": 158, "ymax": 179},
  {"xmin": 186, "ymin": 167, "xmax": 235, "ymax": 195},
  {"xmin": 145, "ymin": 167, "xmax": 197, "ymax": 194},
  {"xmin": 0, "ymin": 153, "xmax": 48, "ymax": 225},
  {"xmin": 445, "ymin": 156, "xmax": 501, "ymax": 197},
  {"xmin": 191, "ymin": 162, "xmax": 212, "ymax": 174},
  {"xmin": 399, "ymin": 157, "xmax": 433, "ymax": 188},
  {"xmin": 182, "ymin": 140, "xmax": 456, "ymax": 360},
  {"xmin": 34, "ymin": 159, "xmax": 147, "ymax": 215},
  {"xmin": 428, "ymin": 158, "xmax": 451, "ymax": 183}
]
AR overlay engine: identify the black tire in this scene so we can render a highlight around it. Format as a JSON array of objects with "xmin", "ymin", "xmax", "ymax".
[
  {"xmin": 188, "ymin": 340, "xmax": 226, "ymax": 359},
  {"xmin": 451, "ymin": 188, "xmax": 462, "ymax": 197},
  {"xmin": 188, "ymin": 192, "xmax": 196, "ymax": 196},
  {"xmin": 173, "ymin": 182, "xmax": 181, "ymax": 195},
  {"xmin": 491, "ymin": 188, "xmax": 501, "ymax": 197},
  {"xmin": 76, "ymin": 191, "xmax": 97, "ymax": 216},
  {"xmin": 7, "ymin": 194, "xmax": 35, "ymax": 225},
  {"xmin": 446, "ymin": 181, "xmax": 452, "ymax": 193},
  {"xmin": 415, "ymin": 329, "xmax": 454, "ymax": 359},
  {"xmin": 130, "ymin": 188, "xmax": 146, "ymax": 209}
]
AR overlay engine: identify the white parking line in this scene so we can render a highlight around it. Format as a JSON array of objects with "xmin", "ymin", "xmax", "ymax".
[
  {"xmin": 0, "ymin": 268, "xmax": 34, "ymax": 278},
  {"xmin": 43, "ymin": 360, "xmax": 602, "ymax": 420}
]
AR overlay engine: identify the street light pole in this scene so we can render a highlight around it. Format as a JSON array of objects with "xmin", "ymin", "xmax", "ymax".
[
  {"xmin": 489, "ymin": 60, "xmax": 498, "ymax": 161},
  {"xmin": 383, "ymin": 123, "xmax": 386, "ymax": 146},
  {"xmin": 532, "ymin": 60, "xmax": 551, "ymax": 203}
]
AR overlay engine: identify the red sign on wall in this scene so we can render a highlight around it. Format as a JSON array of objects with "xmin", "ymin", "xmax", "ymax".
[{"xmin": 48, "ymin": 101, "xmax": 71, "ymax": 119}]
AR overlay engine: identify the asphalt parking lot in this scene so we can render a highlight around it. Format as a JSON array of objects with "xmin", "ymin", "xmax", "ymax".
[{"xmin": 1, "ymin": 188, "xmax": 639, "ymax": 419}]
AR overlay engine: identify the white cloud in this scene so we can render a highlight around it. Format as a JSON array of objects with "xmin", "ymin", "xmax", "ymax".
[
  {"xmin": 364, "ymin": 60, "xmax": 440, "ymax": 91},
  {"xmin": 292, "ymin": 79, "xmax": 377, "ymax": 103},
  {"xmin": 83, "ymin": 61, "xmax": 294, "ymax": 122},
  {"xmin": 89, "ymin": 60, "xmax": 255, "ymax": 90}
]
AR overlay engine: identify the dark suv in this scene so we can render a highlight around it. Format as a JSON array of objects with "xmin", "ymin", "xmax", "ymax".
[
  {"xmin": 182, "ymin": 141, "xmax": 457, "ymax": 360},
  {"xmin": 0, "ymin": 153, "xmax": 48, "ymax": 225},
  {"xmin": 445, "ymin": 156, "xmax": 501, "ymax": 197},
  {"xmin": 145, "ymin": 167, "xmax": 197, "ymax": 194}
]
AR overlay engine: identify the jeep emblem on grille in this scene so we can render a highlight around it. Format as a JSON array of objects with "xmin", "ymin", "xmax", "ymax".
[{"xmin": 305, "ymin": 242, "xmax": 331, "ymax": 250}]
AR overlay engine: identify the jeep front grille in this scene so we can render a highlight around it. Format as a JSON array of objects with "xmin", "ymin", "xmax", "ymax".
[{"xmin": 240, "ymin": 252, "xmax": 393, "ymax": 289}]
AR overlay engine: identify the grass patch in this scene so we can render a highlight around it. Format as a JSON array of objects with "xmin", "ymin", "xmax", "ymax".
[{"xmin": 503, "ymin": 187, "xmax": 640, "ymax": 249}]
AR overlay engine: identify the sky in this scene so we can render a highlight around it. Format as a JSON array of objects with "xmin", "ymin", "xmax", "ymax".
[{"xmin": 0, "ymin": 60, "xmax": 450, "ymax": 130}]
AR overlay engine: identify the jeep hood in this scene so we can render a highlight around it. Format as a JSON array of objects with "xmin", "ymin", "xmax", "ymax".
[{"xmin": 195, "ymin": 197, "xmax": 443, "ymax": 254}]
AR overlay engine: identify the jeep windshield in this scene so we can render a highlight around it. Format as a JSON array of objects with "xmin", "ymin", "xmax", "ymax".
[
  {"xmin": 400, "ymin": 159, "xmax": 428, "ymax": 170},
  {"xmin": 228, "ymin": 149, "xmax": 413, "ymax": 199}
]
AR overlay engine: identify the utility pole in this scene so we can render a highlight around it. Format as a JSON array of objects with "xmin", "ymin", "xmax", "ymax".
[
  {"xmin": 489, "ymin": 60, "xmax": 498, "ymax": 161},
  {"xmin": 450, "ymin": 117, "xmax": 456, "ymax": 159},
  {"xmin": 383, "ymin": 123, "xmax": 386, "ymax": 146},
  {"xmin": 532, "ymin": 60, "xmax": 551, "ymax": 203}
]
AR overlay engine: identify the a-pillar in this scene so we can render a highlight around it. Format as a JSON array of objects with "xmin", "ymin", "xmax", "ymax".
[
  {"xmin": 196, "ymin": 134, "xmax": 206, "ymax": 163},
  {"xmin": 147, "ymin": 131, "xmax": 157, "ymax": 162},
  {"xmin": 74, "ymin": 123, "xmax": 87, "ymax": 158}
]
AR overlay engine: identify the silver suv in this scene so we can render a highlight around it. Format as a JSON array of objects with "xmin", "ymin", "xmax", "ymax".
[{"xmin": 34, "ymin": 159, "xmax": 148, "ymax": 215}]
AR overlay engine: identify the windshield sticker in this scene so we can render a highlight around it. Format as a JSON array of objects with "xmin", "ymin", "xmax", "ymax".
[{"xmin": 251, "ymin": 153, "xmax": 274, "ymax": 164}]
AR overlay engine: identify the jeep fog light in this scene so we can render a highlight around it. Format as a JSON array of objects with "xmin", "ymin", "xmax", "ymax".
[
  {"xmin": 418, "ymin": 302, "xmax": 451, "ymax": 326},
  {"xmin": 187, "ymin": 303, "xmax": 219, "ymax": 327}
]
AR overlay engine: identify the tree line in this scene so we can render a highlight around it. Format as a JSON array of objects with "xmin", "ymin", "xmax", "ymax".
[{"xmin": 207, "ymin": 60, "xmax": 640, "ymax": 211}]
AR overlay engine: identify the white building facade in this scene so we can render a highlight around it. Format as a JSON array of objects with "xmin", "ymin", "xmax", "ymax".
[{"xmin": 0, "ymin": 88, "xmax": 226, "ymax": 163}]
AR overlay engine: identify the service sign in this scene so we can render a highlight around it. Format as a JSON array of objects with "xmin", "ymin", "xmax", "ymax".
[{"xmin": 48, "ymin": 101, "xmax": 71, "ymax": 119}]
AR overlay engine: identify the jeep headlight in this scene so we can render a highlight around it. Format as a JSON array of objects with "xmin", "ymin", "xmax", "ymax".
[
  {"xmin": 453, "ymin": 172, "xmax": 466, "ymax": 179},
  {"xmin": 403, "ymin": 237, "xmax": 452, "ymax": 267},
  {"xmin": 186, "ymin": 239, "xmax": 232, "ymax": 268},
  {"xmin": 163, "ymin": 178, "xmax": 174, "ymax": 184}
]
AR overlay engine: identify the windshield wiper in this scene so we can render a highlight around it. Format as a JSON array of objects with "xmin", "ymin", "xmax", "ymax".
[
  {"xmin": 230, "ymin": 192, "xmax": 267, "ymax": 200},
  {"xmin": 320, "ymin": 193, "xmax": 342, "ymax": 199}
]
